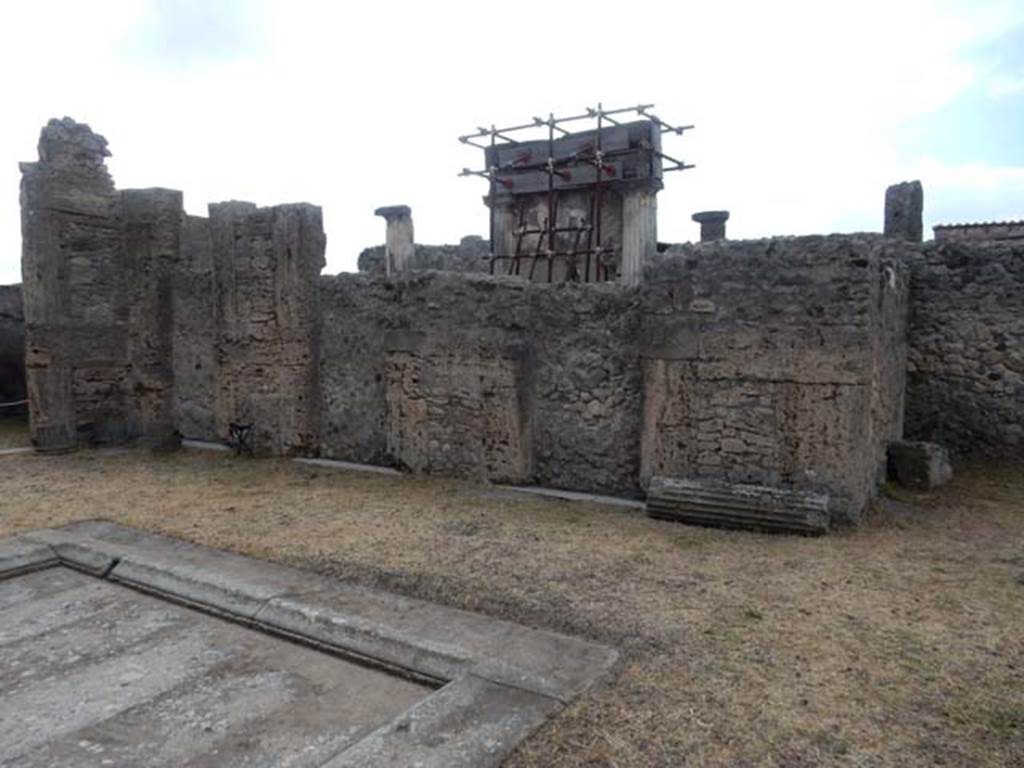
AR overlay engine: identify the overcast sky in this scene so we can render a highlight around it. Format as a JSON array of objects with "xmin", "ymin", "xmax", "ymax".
[{"xmin": 1, "ymin": 0, "xmax": 1022, "ymax": 284}]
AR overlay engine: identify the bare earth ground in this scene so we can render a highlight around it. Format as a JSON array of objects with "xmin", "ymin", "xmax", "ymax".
[{"xmin": 2, "ymin": 424, "xmax": 1022, "ymax": 767}]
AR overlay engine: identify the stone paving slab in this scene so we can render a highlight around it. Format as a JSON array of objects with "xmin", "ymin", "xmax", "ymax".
[
  {"xmin": 323, "ymin": 674, "xmax": 561, "ymax": 768},
  {"xmin": 4, "ymin": 521, "xmax": 620, "ymax": 766},
  {"xmin": 0, "ymin": 568, "xmax": 429, "ymax": 768},
  {"xmin": 0, "ymin": 536, "xmax": 57, "ymax": 578}
]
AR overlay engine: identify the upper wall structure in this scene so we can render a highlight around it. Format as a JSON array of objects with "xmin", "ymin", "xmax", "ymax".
[{"xmin": 16, "ymin": 118, "xmax": 1022, "ymax": 529}]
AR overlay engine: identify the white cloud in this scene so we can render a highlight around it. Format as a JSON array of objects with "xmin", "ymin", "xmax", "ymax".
[
  {"xmin": 987, "ymin": 73, "xmax": 1024, "ymax": 97},
  {"xmin": 1, "ymin": 0, "xmax": 1022, "ymax": 284}
]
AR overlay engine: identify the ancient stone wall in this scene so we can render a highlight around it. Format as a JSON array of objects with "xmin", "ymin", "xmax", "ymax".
[
  {"xmin": 641, "ymin": 236, "xmax": 909, "ymax": 521},
  {"xmin": 0, "ymin": 284, "xmax": 26, "ymax": 416},
  {"xmin": 528, "ymin": 283, "xmax": 643, "ymax": 491},
  {"xmin": 20, "ymin": 118, "xmax": 129, "ymax": 449},
  {"xmin": 18, "ymin": 119, "xmax": 329, "ymax": 453},
  {"xmin": 122, "ymin": 188, "xmax": 182, "ymax": 447},
  {"xmin": 172, "ymin": 215, "xmax": 216, "ymax": 439},
  {"xmin": 903, "ymin": 240, "xmax": 1024, "ymax": 458},
  {"xmin": 29, "ymin": 118, "xmax": 1023, "ymax": 527},
  {"xmin": 318, "ymin": 272, "xmax": 641, "ymax": 491},
  {"xmin": 318, "ymin": 273, "xmax": 535, "ymax": 482},
  {"xmin": 208, "ymin": 202, "xmax": 326, "ymax": 455},
  {"xmin": 318, "ymin": 235, "xmax": 910, "ymax": 519}
]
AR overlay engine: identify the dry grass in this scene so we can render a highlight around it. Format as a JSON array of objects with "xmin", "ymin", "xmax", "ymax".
[{"xmin": 2, "ymin": 445, "xmax": 1023, "ymax": 767}]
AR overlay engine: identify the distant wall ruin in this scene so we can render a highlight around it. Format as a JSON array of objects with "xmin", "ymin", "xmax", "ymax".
[
  {"xmin": 0, "ymin": 284, "xmax": 25, "ymax": 416},
  {"xmin": 14, "ymin": 118, "xmax": 1024, "ymax": 526}
]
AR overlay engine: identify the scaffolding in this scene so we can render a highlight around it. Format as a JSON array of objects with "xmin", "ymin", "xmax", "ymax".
[{"xmin": 460, "ymin": 103, "xmax": 693, "ymax": 282}]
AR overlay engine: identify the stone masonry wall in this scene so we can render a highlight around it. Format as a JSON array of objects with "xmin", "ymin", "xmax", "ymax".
[
  {"xmin": 641, "ymin": 236, "xmax": 909, "ymax": 521},
  {"xmin": 25, "ymin": 118, "xmax": 991, "ymax": 527},
  {"xmin": 20, "ymin": 118, "xmax": 129, "ymax": 449},
  {"xmin": 318, "ymin": 272, "xmax": 641, "ymax": 491},
  {"xmin": 904, "ymin": 240, "xmax": 1024, "ymax": 458},
  {"xmin": 172, "ymin": 215, "xmax": 216, "ymax": 440},
  {"xmin": 210, "ymin": 202, "xmax": 326, "ymax": 455},
  {"xmin": 19, "ymin": 119, "xmax": 328, "ymax": 453},
  {"xmin": 318, "ymin": 234, "xmax": 910, "ymax": 519},
  {"xmin": 122, "ymin": 188, "xmax": 182, "ymax": 447},
  {"xmin": 319, "ymin": 274, "xmax": 535, "ymax": 483}
]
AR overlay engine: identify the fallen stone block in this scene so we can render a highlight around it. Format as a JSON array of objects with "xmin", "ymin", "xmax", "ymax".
[
  {"xmin": 888, "ymin": 440, "xmax": 953, "ymax": 490},
  {"xmin": 646, "ymin": 476, "xmax": 830, "ymax": 534}
]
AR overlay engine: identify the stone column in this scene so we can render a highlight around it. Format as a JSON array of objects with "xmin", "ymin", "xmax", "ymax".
[
  {"xmin": 620, "ymin": 189, "xmax": 658, "ymax": 286},
  {"xmin": 692, "ymin": 210, "xmax": 729, "ymax": 242},
  {"xmin": 884, "ymin": 181, "xmax": 923, "ymax": 242},
  {"xmin": 374, "ymin": 205, "xmax": 415, "ymax": 276}
]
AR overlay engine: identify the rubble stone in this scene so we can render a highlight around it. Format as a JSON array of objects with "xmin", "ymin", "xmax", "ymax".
[{"xmin": 888, "ymin": 440, "xmax": 953, "ymax": 490}]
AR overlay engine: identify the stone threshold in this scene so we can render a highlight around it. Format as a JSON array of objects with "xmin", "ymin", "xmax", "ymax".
[
  {"xmin": 0, "ymin": 522, "xmax": 619, "ymax": 767},
  {"xmin": 0, "ymin": 446, "xmax": 33, "ymax": 456},
  {"xmin": 492, "ymin": 484, "xmax": 646, "ymax": 510}
]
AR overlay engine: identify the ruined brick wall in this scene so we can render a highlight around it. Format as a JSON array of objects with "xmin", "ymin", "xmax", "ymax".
[
  {"xmin": 903, "ymin": 240, "xmax": 1024, "ymax": 458},
  {"xmin": 0, "ymin": 284, "xmax": 26, "ymax": 415},
  {"xmin": 641, "ymin": 235, "xmax": 910, "ymax": 521}
]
